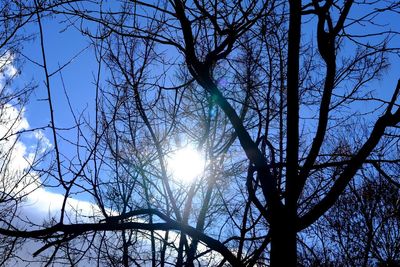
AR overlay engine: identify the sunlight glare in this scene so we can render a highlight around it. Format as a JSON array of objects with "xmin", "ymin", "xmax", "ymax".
[{"xmin": 167, "ymin": 145, "xmax": 205, "ymax": 183}]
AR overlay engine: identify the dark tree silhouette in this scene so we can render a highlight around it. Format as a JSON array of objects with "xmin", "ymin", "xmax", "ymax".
[{"xmin": 299, "ymin": 168, "xmax": 400, "ymax": 266}]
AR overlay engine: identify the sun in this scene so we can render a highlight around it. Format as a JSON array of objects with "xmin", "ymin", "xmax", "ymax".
[{"xmin": 167, "ymin": 145, "xmax": 205, "ymax": 183}]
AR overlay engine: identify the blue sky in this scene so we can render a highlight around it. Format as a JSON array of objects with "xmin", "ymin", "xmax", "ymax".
[
  {"xmin": 20, "ymin": 17, "xmax": 98, "ymax": 130},
  {"xmin": 18, "ymin": 4, "xmax": 399, "ymax": 133},
  {"xmin": 6, "ymin": 0, "xmax": 400, "ymax": 206}
]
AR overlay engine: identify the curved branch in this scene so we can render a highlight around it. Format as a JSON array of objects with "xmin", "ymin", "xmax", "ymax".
[{"xmin": 0, "ymin": 220, "xmax": 241, "ymax": 267}]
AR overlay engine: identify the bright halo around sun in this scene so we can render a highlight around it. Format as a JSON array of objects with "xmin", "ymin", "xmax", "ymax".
[{"xmin": 167, "ymin": 145, "xmax": 205, "ymax": 183}]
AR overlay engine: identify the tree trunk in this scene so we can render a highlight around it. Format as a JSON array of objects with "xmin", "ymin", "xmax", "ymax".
[{"xmin": 270, "ymin": 211, "xmax": 297, "ymax": 267}]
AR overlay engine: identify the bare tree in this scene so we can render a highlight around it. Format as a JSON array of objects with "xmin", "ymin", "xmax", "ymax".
[
  {"xmin": 0, "ymin": 1, "xmax": 47, "ymax": 265},
  {"xmin": 0, "ymin": 0, "xmax": 400, "ymax": 266},
  {"xmin": 299, "ymin": 166, "xmax": 400, "ymax": 266}
]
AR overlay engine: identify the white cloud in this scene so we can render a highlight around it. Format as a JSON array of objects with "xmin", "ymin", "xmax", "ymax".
[
  {"xmin": 0, "ymin": 104, "xmax": 30, "ymax": 170},
  {"xmin": 23, "ymin": 188, "xmax": 102, "ymax": 223},
  {"xmin": 0, "ymin": 51, "xmax": 17, "ymax": 88}
]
